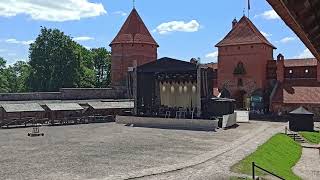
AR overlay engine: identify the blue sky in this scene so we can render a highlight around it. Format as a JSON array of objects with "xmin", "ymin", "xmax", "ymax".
[{"xmin": 0, "ymin": 0, "xmax": 314, "ymax": 65}]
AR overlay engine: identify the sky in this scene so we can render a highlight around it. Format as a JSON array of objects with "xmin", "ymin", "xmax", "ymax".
[{"xmin": 0, "ymin": 0, "xmax": 315, "ymax": 65}]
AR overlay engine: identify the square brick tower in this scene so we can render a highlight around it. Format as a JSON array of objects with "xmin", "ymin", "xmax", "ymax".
[
  {"xmin": 110, "ymin": 8, "xmax": 159, "ymax": 86},
  {"xmin": 215, "ymin": 16, "xmax": 276, "ymax": 108}
]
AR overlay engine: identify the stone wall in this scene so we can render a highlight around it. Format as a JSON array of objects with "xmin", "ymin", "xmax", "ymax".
[
  {"xmin": 116, "ymin": 116, "xmax": 218, "ymax": 131},
  {"xmin": 0, "ymin": 88, "xmax": 127, "ymax": 101},
  {"xmin": 60, "ymin": 88, "xmax": 126, "ymax": 100},
  {"xmin": 0, "ymin": 92, "xmax": 61, "ymax": 101}
]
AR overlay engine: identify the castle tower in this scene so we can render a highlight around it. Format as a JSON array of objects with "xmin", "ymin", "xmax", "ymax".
[
  {"xmin": 215, "ymin": 16, "xmax": 276, "ymax": 108},
  {"xmin": 110, "ymin": 8, "xmax": 159, "ymax": 86}
]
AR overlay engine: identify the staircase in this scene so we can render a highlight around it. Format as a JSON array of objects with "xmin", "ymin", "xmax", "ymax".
[{"xmin": 287, "ymin": 133, "xmax": 306, "ymax": 143}]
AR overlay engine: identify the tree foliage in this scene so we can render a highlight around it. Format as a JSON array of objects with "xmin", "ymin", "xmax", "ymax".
[
  {"xmin": 91, "ymin": 47, "xmax": 111, "ymax": 87},
  {"xmin": 0, "ymin": 57, "xmax": 9, "ymax": 93},
  {"xmin": 28, "ymin": 28, "xmax": 82, "ymax": 91},
  {"xmin": 1, "ymin": 27, "xmax": 111, "ymax": 93},
  {"xmin": 0, "ymin": 59, "xmax": 31, "ymax": 93},
  {"xmin": 29, "ymin": 28, "xmax": 110, "ymax": 91}
]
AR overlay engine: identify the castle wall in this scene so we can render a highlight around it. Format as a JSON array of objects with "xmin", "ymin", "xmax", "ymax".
[
  {"xmin": 0, "ymin": 88, "xmax": 127, "ymax": 101},
  {"xmin": 111, "ymin": 44, "xmax": 157, "ymax": 86},
  {"xmin": 217, "ymin": 44, "xmax": 274, "ymax": 97}
]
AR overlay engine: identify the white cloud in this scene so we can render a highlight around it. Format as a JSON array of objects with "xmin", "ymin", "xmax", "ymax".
[
  {"xmin": 5, "ymin": 39, "xmax": 34, "ymax": 45},
  {"xmin": 279, "ymin": 36, "xmax": 295, "ymax": 43},
  {"xmin": 0, "ymin": 0, "xmax": 106, "ymax": 22},
  {"xmin": 294, "ymin": 49, "xmax": 315, "ymax": 59},
  {"xmin": 260, "ymin": 31, "xmax": 272, "ymax": 37},
  {"xmin": 255, "ymin": 10, "xmax": 280, "ymax": 20},
  {"xmin": 205, "ymin": 51, "xmax": 218, "ymax": 62},
  {"xmin": 73, "ymin": 36, "xmax": 94, "ymax": 41},
  {"xmin": 155, "ymin": 20, "xmax": 200, "ymax": 34},
  {"xmin": 112, "ymin": 11, "xmax": 127, "ymax": 17}
]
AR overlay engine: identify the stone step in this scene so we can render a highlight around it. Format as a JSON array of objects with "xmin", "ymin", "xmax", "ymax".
[{"xmin": 286, "ymin": 133, "xmax": 306, "ymax": 143}]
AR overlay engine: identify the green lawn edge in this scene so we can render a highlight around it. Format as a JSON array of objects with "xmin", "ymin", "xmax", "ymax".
[
  {"xmin": 231, "ymin": 133, "xmax": 302, "ymax": 180},
  {"xmin": 299, "ymin": 131, "xmax": 320, "ymax": 144}
]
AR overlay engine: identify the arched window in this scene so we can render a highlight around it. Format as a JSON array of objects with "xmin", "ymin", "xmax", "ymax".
[{"xmin": 234, "ymin": 62, "xmax": 246, "ymax": 75}]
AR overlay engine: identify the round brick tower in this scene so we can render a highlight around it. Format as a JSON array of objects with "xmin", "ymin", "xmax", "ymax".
[{"xmin": 109, "ymin": 8, "xmax": 159, "ymax": 86}]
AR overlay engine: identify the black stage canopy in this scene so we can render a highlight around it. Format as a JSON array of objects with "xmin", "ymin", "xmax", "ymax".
[{"xmin": 137, "ymin": 57, "xmax": 197, "ymax": 73}]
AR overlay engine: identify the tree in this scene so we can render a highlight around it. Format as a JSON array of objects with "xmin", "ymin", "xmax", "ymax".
[
  {"xmin": 3, "ymin": 66, "xmax": 18, "ymax": 92},
  {"xmin": 91, "ymin": 48, "xmax": 111, "ymax": 87},
  {"xmin": 76, "ymin": 45, "xmax": 96, "ymax": 88},
  {"xmin": 12, "ymin": 61, "xmax": 31, "ymax": 92},
  {"xmin": 28, "ymin": 27, "xmax": 82, "ymax": 91},
  {"xmin": 0, "ymin": 57, "xmax": 9, "ymax": 93},
  {"xmin": 0, "ymin": 59, "xmax": 31, "ymax": 93},
  {"xmin": 0, "ymin": 57, "xmax": 5, "ymax": 69}
]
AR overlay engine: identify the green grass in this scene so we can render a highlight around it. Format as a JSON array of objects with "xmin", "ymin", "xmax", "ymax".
[
  {"xmin": 231, "ymin": 133, "xmax": 302, "ymax": 180},
  {"xmin": 299, "ymin": 131, "xmax": 320, "ymax": 144}
]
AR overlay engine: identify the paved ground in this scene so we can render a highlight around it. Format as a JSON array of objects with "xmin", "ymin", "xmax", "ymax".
[
  {"xmin": 0, "ymin": 121, "xmax": 284, "ymax": 180},
  {"xmin": 293, "ymin": 148, "xmax": 320, "ymax": 180}
]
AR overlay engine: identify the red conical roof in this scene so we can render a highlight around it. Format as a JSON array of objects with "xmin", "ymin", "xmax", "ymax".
[
  {"xmin": 110, "ymin": 8, "xmax": 158, "ymax": 47},
  {"xmin": 216, "ymin": 16, "xmax": 276, "ymax": 49}
]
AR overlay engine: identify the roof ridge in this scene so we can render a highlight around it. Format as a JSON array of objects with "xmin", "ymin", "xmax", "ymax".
[
  {"xmin": 243, "ymin": 16, "xmax": 275, "ymax": 48},
  {"xmin": 216, "ymin": 16, "xmax": 276, "ymax": 49},
  {"xmin": 284, "ymin": 58, "xmax": 317, "ymax": 61},
  {"xmin": 110, "ymin": 8, "xmax": 158, "ymax": 46}
]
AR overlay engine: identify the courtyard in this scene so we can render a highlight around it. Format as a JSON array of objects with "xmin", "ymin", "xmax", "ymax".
[{"xmin": 0, "ymin": 121, "xmax": 285, "ymax": 180}]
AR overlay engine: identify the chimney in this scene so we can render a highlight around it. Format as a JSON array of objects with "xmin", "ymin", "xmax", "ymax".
[
  {"xmin": 276, "ymin": 54, "xmax": 284, "ymax": 82},
  {"xmin": 232, "ymin": 18, "xmax": 238, "ymax": 29}
]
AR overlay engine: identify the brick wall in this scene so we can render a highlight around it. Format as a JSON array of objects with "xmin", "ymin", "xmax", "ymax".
[
  {"xmin": 111, "ymin": 43, "xmax": 157, "ymax": 86},
  {"xmin": 218, "ymin": 44, "xmax": 274, "ymax": 97}
]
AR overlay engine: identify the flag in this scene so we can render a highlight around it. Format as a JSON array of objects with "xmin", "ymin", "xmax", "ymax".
[{"xmin": 248, "ymin": 0, "xmax": 251, "ymax": 10}]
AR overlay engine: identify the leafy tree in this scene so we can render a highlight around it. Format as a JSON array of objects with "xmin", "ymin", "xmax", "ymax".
[
  {"xmin": 12, "ymin": 61, "xmax": 31, "ymax": 92},
  {"xmin": 91, "ymin": 47, "xmax": 111, "ymax": 87},
  {"xmin": 3, "ymin": 66, "xmax": 18, "ymax": 92},
  {"xmin": 0, "ymin": 57, "xmax": 5, "ymax": 69},
  {"xmin": 0, "ymin": 57, "xmax": 9, "ymax": 93},
  {"xmin": 76, "ymin": 45, "xmax": 96, "ymax": 88},
  {"xmin": 28, "ymin": 27, "xmax": 82, "ymax": 91},
  {"xmin": 2, "ymin": 27, "xmax": 112, "ymax": 93},
  {"xmin": 0, "ymin": 59, "xmax": 31, "ymax": 93}
]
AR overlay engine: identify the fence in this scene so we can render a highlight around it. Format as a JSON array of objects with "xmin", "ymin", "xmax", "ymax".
[{"xmin": 252, "ymin": 162, "xmax": 285, "ymax": 180}]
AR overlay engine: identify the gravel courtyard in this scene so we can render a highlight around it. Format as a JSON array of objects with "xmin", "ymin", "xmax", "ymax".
[{"xmin": 0, "ymin": 121, "xmax": 284, "ymax": 180}]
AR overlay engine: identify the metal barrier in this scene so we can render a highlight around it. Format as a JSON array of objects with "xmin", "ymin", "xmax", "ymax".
[{"xmin": 252, "ymin": 162, "xmax": 285, "ymax": 180}]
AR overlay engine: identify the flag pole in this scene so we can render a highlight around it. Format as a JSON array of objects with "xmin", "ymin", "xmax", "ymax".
[{"xmin": 248, "ymin": 0, "xmax": 251, "ymax": 18}]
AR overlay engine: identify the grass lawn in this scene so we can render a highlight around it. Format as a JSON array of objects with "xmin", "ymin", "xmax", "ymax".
[
  {"xmin": 299, "ymin": 131, "xmax": 320, "ymax": 144},
  {"xmin": 231, "ymin": 133, "xmax": 302, "ymax": 180}
]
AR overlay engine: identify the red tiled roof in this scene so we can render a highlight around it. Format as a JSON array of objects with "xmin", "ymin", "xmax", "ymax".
[
  {"xmin": 110, "ymin": 8, "xmax": 158, "ymax": 46},
  {"xmin": 216, "ymin": 16, "xmax": 276, "ymax": 49},
  {"xmin": 272, "ymin": 80, "xmax": 320, "ymax": 104},
  {"xmin": 283, "ymin": 58, "xmax": 317, "ymax": 67}
]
